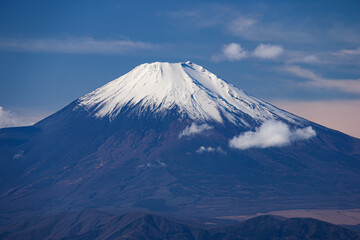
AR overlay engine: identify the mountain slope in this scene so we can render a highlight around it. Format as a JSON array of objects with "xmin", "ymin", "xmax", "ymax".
[
  {"xmin": 0, "ymin": 62, "xmax": 359, "ymax": 225},
  {"xmin": 1, "ymin": 210, "xmax": 359, "ymax": 240}
]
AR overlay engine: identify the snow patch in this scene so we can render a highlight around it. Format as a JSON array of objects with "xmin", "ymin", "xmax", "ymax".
[
  {"xmin": 77, "ymin": 62, "xmax": 302, "ymax": 126},
  {"xmin": 229, "ymin": 120, "xmax": 316, "ymax": 150}
]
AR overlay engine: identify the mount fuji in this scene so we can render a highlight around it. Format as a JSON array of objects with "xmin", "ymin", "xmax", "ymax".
[{"xmin": 0, "ymin": 61, "xmax": 359, "ymax": 225}]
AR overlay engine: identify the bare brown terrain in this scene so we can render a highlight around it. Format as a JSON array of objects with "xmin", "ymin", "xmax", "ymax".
[{"xmin": 219, "ymin": 209, "xmax": 360, "ymax": 225}]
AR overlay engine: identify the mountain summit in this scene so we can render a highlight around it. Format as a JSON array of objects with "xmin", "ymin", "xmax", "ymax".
[
  {"xmin": 0, "ymin": 62, "xmax": 359, "ymax": 225},
  {"xmin": 77, "ymin": 62, "xmax": 299, "ymax": 126}
]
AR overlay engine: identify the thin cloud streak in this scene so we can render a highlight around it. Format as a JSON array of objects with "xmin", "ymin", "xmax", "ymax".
[
  {"xmin": 283, "ymin": 65, "xmax": 360, "ymax": 94},
  {"xmin": 163, "ymin": 9, "xmax": 225, "ymax": 27},
  {"xmin": 334, "ymin": 47, "xmax": 360, "ymax": 56},
  {"xmin": 0, "ymin": 37, "xmax": 157, "ymax": 54},
  {"xmin": 227, "ymin": 16, "xmax": 314, "ymax": 42},
  {"xmin": 285, "ymin": 53, "xmax": 323, "ymax": 64},
  {"xmin": 164, "ymin": 4, "xmax": 360, "ymax": 44}
]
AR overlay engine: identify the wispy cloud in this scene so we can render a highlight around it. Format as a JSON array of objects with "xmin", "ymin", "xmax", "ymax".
[
  {"xmin": 283, "ymin": 65, "xmax": 360, "ymax": 94},
  {"xmin": 286, "ymin": 54, "xmax": 322, "ymax": 64},
  {"xmin": 0, "ymin": 106, "xmax": 50, "ymax": 129},
  {"xmin": 228, "ymin": 16, "xmax": 258, "ymax": 35},
  {"xmin": 0, "ymin": 37, "xmax": 157, "ymax": 54},
  {"xmin": 329, "ymin": 24, "xmax": 360, "ymax": 44},
  {"xmin": 229, "ymin": 120, "xmax": 316, "ymax": 150},
  {"xmin": 332, "ymin": 47, "xmax": 360, "ymax": 56},
  {"xmin": 163, "ymin": 9, "xmax": 225, "ymax": 27},
  {"xmin": 165, "ymin": 4, "xmax": 360, "ymax": 44},
  {"xmin": 179, "ymin": 123, "xmax": 213, "ymax": 138},
  {"xmin": 165, "ymin": 7, "xmax": 314, "ymax": 43},
  {"xmin": 0, "ymin": 106, "xmax": 33, "ymax": 128},
  {"xmin": 322, "ymin": 47, "xmax": 360, "ymax": 65},
  {"xmin": 162, "ymin": 5, "xmax": 236, "ymax": 29},
  {"xmin": 286, "ymin": 47, "xmax": 360, "ymax": 65},
  {"xmin": 227, "ymin": 15, "xmax": 314, "ymax": 43}
]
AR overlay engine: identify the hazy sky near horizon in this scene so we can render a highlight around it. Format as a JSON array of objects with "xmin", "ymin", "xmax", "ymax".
[{"xmin": 0, "ymin": 0, "xmax": 359, "ymax": 137}]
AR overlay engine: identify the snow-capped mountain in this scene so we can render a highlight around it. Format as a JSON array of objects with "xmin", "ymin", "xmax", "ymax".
[
  {"xmin": 0, "ymin": 62, "xmax": 359, "ymax": 226},
  {"xmin": 76, "ymin": 62, "xmax": 300, "ymax": 126}
]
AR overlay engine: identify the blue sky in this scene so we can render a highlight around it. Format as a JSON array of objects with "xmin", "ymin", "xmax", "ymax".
[{"xmin": 0, "ymin": 0, "xmax": 359, "ymax": 137}]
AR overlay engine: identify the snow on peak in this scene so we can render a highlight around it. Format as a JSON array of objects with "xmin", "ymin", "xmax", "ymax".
[{"xmin": 77, "ymin": 61, "xmax": 301, "ymax": 125}]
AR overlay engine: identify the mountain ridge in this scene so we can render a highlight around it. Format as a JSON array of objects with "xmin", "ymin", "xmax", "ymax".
[
  {"xmin": 0, "ymin": 61, "xmax": 359, "ymax": 227},
  {"xmin": 1, "ymin": 210, "xmax": 359, "ymax": 240}
]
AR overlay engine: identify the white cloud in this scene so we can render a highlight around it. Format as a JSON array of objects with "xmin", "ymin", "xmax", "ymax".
[
  {"xmin": 293, "ymin": 126, "xmax": 316, "ymax": 139},
  {"xmin": 179, "ymin": 123, "xmax": 213, "ymax": 138},
  {"xmin": 223, "ymin": 43, "xmax": 248, "ymax": 60},
  {"xmin": 213, "ymin": 42, "xmax": 285, "ymax": 62},
  {"xmin": 212, "ymin": 43, "xmax": 247, "ymax": 61},
  {"xmin": 253, "ymin": 43, "xmax": 284, "ymax": 59},
  {"xmin": 283, "ymin": 65, "xmax": 360, "ymax": 94},
  {"xmin": 0, "ymin": 37, "xmax": 157, "ymax": 54},
  {"xmin": 196, "ymin": 146, "xmax": 226, "ymax": 154},
  {"xmin": 229, "ymin": 120, "xmax": 316, "ymax": 150}
]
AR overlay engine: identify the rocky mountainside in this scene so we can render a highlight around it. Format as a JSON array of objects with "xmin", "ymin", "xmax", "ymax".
[{"xmin": 0, "ymin": 62, "xmax": 359, "ymax": 225}]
